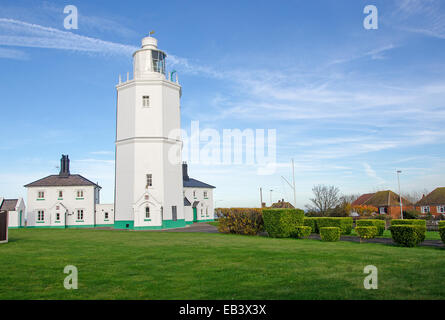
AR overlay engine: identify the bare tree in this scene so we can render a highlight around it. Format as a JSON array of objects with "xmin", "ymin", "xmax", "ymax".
[
  {"xmin": 404, "ymin": 189, "xmax": 429, "ymax": 204},
  {"xmin": 307, "ymin": 185, "xmax": 341, "ymax": 216}
]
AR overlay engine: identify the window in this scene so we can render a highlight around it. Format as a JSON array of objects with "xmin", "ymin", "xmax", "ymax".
[
  {"xmin": 146, "ymin": 174, "xmax": 153, "ymax": 187},
  {"xmin": 77, "ymin": 209, "xmax": 84, "ymax": 220},
  {"xmin": 152, "ymin": 50, "xmax": 166, "ymax": 74},
  {"xmin": 379, "ymin": 207, "xmax": 387, "ymax": 214},
  {"xmin": 421, "ymin": 206, "xmax": 430, "ymax": 214},
  {"xmin": 204, "ymin": 191, "xmax": 208, "ymax": 199},
  {"xmin": 77, "ymin": 190, "xmax": 84, "ymax": 198},
  {"xmin": 58, "ymin": 190, "xmax": 63, "ymax": 198},
  {"xmin": 56, "ymin": 213, "xmax": 60, "ymax": 221},
  {"xmin": 206, "ymin": 208, "xmax": 209, "ymax": 217},
  {"xmin": 37, "ymin": 210, "xmax": 45, "ymax": 221},
  {"xmin": 142, "ymin": 95, "xmax": 150, "ymax": 107},
  {"xmin": 193, "ymin": 190, "xmax": 196, "ymax": 198},
  {"xmin": 438, "ymin": 206, "xmax": 445, "ymax": 214},
  {"xmin": 172, "ymin": 206, "xmax": 177, "ymax": 221},
  {"xmin": 145, "ymin": 206, "xmax": 150, "ymax": 219},
  {"xmin": 201, "ymin": 209, "xmax": 204, "ymax": 217},
  {"xmin": 105, "ymin": 212, "xmax": 109, "ymax": 219},
  {"xmin": 38, "ymin": 191, "xmax": 45, "ymax": 199}
]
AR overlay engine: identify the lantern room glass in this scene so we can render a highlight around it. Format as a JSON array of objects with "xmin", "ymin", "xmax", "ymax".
[{"xmin": 152, "ymin": 50, "xmax": 166, "ymax": 75}]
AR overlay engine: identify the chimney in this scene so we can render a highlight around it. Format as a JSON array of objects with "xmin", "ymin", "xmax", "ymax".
[
  {"xmin": 182, "ymin": 162, "xmax": 189, "ymax": 181},
  {"xmin": 59, "ymin": 154, "xmax": 70, "ymax": 177}
]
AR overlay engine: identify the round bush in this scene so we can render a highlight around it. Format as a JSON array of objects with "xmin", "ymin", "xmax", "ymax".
[
  {"xmin": 291, "ymin": 226, "xmax": 311, "ymax": 239},
  {"xmin": 355, "ymin": 226, "xmax": 377, "ymax": 241},
  {"xmin": 439, "ymin": 227, "xmax": 445, "ymax": 244},
  {"xmin": 263, "ymin": 208, "xmax": 305, "ymax": 238},
  {"xmin": 390, "ymin": 225, "xmax": 425, "ymax": 247},
  {"xmin": 320, "ymin": 227, "xmax": 341, "ymax": 242},
  {"xmin": 391, "ymin": 219, "xmax": 426, "ymax": 227},
  {"xmin": 356, "ymin": 219, "xmax": 385, "ymax": 236}
]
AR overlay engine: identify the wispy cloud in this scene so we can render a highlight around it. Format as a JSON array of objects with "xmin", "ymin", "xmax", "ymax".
[
  {"xmin": 0, "ymin": 46, "xmax": 28, "ymax": 60},
  {"xmin": 0, "ymin": 18, "xmax": 137, "ymax": 56}
]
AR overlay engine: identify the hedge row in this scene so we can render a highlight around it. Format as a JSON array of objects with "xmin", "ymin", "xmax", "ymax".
[
  {"xmin": 217, "ymin": 208, "xmax": 263, "ymax": 235},
  {"xmin": 302, "ymin": 217, "xmax": 353, "ymax": 235},
  {"xmin": 439, "ymin": 221, "xmax": 445, "ymax": 228},
  {"xmin": 390, "ymin": 219, "xmax": 426, "ymax": 227},
  {"xmin": 263, "ymin": 208, "xmax": 305, "ymax": 238},
  {"xmin": 390, "ymin": 225, "xmax": 426, "ymax": 247},
  {"xmin": 356, "ymin": 219, "xmax": 385, "ymax": 236},
  {"xmin": 320, "ymin": 227, "xmax": 341, "ymax": 242},
  {"xmin": 440, "ymin": 227, "xmax": 445, "ymax": 244}
]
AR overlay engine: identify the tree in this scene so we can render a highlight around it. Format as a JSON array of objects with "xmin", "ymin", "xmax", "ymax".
[{"xmin": 307, "ymin": 185, "xmax": 341, "ymax": 216}]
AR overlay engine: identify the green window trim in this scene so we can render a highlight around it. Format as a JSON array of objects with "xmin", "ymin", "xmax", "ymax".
[
  {"xmin": 76, "ymin": 198, "xmax": 85, "ymax": 200},
  {"xmin": 54, "ymin": 221, "xmax": 61, "ymax": 223},
  {"xmin": 57, "ymin": 198, "xmax": 63, "ymax": 200},
  {"xmin": 76, "ymin": 220, "xmax": 84, "ymax": 222},
  {"xmin": 104, "ymin": 219, "xmax": 109, "ymax": 222},
  {"xmin": 36, "ymin": 198, "xmax": 45, "ymax": 201},
  {"xmin": 204, "ymin": 197, "xmax": 208, "ymax": 199},
  {"xmin": 36, "ymin": 221, "xmax": 45, "ymax": 223},
  {"xmin": 144, "ymin": 219, "xmax": 152, "ymax": 221}
]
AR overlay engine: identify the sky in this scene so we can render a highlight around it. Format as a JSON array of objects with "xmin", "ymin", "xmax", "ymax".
[{"xmin": 0, "ymin": 0, "xmax": 444, "ymax": 209}]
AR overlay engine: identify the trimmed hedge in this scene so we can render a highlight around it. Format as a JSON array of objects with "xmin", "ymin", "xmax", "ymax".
[
  {"xmin": 440, "ymin": 227, "xmax": 445, "ymax": 244},
  {"xmin": 355, "ymin": 226, "xmax": 378, "ymax": 241},
  {"xmin": 316, "ymin": 217, "xmax": 353, "ymax": 235},
  {"xmin": 217, "ymin": 208, "xmax": 263, "ymax": 235},
  {"xmin": 356, "ymin": 219, "xmax": 385, "ymax": 236},
  {"xmin": 263, "ymin": 208, "xmax": 305, "ymax": 238},
  {"xmin": 390, "ymin": 225, "xmax": 426, "ymax": 247},
  {"xmin": 320, "ymin": 227, "xmax": 341, "ymax": 242},
  {"xmin": 303, "ymin": 218, "xmax": 318, "ymax": 233},
  {"xmin": 391, "ymin": 219, "xmax": 426, "ymax": 227},
  {"xmin": 291, "ymin": 226, "xmax": 312, "ymax": 239},
  {"xmin": 439, "ymin": 221, "xmax": 445, "ymax": 228}
]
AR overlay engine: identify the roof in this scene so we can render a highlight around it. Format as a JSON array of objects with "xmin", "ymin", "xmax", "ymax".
[
  {"xmin": 416, "ymin": 187, "xmax": 445, "ymax": 206},
  {"xmin": 184, "ymin": 197, "xmax": 191, "ymax": 206},
  {"xmin": 24, "ymin": 174, "xmax": 101, "ymax": 188},
  {"xmin": 183, "ymin": 178, "xmax": 215, "ymax": 189},
  {"xmin": 352, "ymin": 193, "xmax": 375, "ymax": 206},
  {"xmin": 192, "ymin": 201, "xmax": 199, "ymax": 208},
  {"xmin": 271, "ymin": 200, "xmax": 294, "ymax": 208},
  {"xmin": 353, "ymin": 190, "xmax": 412, "ymax": 207},
  {"xmin": 0, "ymin": 199, "xmax": 18, "ymax": 212}
]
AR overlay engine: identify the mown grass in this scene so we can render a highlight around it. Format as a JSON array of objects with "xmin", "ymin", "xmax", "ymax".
[{"xmin": 1, "ymin": 228, "xmax": 444, "ymax": 300}]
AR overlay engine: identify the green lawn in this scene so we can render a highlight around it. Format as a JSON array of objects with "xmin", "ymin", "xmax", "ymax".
[
  {"xmin": 1, "ymin": 228, "xmax": 444, "ymax": 300},
  {"xmin": 207, "ymin": 221, "xmax": 219, "ymax": 227},
  {"xmin": 349, "ymin": 229, "xmax": 441, "ymax": 240}
]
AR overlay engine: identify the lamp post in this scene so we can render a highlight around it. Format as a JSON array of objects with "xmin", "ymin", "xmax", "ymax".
[
  {"xmin": 270, "ymin": 189, "xmax": 274, "ymax": 206},
  {"xmin": 397, "ymin": 170, "xmax": 403, "ymax": 219}
]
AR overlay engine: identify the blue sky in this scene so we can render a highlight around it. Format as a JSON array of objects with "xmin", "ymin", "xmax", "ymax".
[{"xmin": 0, "ymin": 0, "xmax": 445, "ymax": 208}]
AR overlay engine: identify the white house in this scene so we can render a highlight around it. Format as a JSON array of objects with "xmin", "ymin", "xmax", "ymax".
[
  {"xmin": 96, "ymin": 204, "xmax": 115, "ymax": 227},
  {"xmin": 114, "ymin": 34, "xmax": 215, "ymax": 230},
  {"xmin": 0, "ymin": 197, "xmax": 26, "ymax": 228},
  {"xmin": 25, "ymin": 155, "xmax": 106, "ymax": 228}
]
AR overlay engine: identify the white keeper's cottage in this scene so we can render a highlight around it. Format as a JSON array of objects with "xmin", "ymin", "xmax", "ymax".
[
  {"xmin": 114, "ymin": 34, "xmax": 215, "ymax": 230},
  {"xmin": 24, "ymin": 155, "xmax": 114, "ymax": 228}
]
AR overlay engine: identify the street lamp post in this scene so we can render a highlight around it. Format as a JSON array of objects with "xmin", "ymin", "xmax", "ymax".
[
  {"xmin": 270, "ymin": 189, "xmax": 273, "ymax": 206},
  {"xmin": 397, "ymin": 170, "xmax": 403, "ymax": 219}
]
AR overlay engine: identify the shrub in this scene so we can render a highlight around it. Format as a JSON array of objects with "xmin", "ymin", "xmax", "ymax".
[
  {"xmin": 355, "ymin": 226, "xmax": 377, "ymax": 242},
  {"xmin": 217, "ymin": 208, "xmax": 263, "ymax": 235},
  {"xmin": 303, "ymin": 217, "xmax": 318, "ymax": 233},
  {"xmin": 356, "ymin": 219, "xmax": 385, "ymax": 236},
  {"xmin": 320, "ymin": 227, "xmax": 341, "ymax": 242},
  {"xmin": 390, "ymin": 225, "xmax": 426, "ymax": 247},
  {"xmin": 263, "ymin": 208, "xmax": 305, "ymax": 238},
  {"xmin": 439, "ymin": 221, "xmax": 445, "ymax": 228},
  {"xmin": 391, "ymin": 219, "xmax": 426, "ymax": 227},
  {"xmin": 316, "ymin": 217, "xmax": 353, "ymax": 235},
  {"xmin": 440, "ymin": 227, "xmax": 445, "ymax": 244},
  {"xmin": 291, "ymin": 226, "xmax": 312, "ymax": 239},
  {"xmin": 403, "ymin": 210, "xmax": 421, "ymax": 219}
]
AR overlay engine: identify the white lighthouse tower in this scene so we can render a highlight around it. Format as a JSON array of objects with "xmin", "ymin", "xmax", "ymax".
[{"xmin": 114, "ymin": 34, "xmax": 185, "ymax": 230}]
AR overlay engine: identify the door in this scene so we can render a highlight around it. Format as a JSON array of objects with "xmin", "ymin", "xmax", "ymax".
[
  {"xmin": 0, "ymin": 212, "xmax": 7, "ymax": 242},
  {"xmin": 19, "ymin": 210, "xmax": 22, "ymax": 227},
  {"xmin": 193, "ymin": 207, "xmax": 197, "ymax": 222}
]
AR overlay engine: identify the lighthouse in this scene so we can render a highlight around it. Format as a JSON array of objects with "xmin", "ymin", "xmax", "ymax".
[{"xmin": 114, "ymin": 34, "xmax": 185, "ymax": 230}]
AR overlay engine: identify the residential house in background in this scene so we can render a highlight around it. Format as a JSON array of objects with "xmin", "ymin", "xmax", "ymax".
[
  {"xmin": 416, "ymin": 187, "xmax": 445, "ymax": 216},
  {"xmin": 0, "ymin": 198, "xmax": 26, "ymax": 228},
  {"xmin": 352, "ymin": 190, "xmax": 413, "ymax": 218},
  {"xmin": 271, "ymin": 199, "xmax": 294, "ymax": 208}
]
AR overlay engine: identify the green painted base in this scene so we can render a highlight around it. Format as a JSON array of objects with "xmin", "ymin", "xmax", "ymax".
[
  {"xmin": 8, "ymin": 226, "xmax": 25, "ymax": 229},
  {"xmin": 197, "ymin": 219, "xmax": 215, "ymax": 222},
  {"xmin": 114, "ymin": 220, "xmax": 134, "ymax": 229},
  {"xmin": 26, "ymin": 226, "xmax": 66, "ymax": 229}
]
